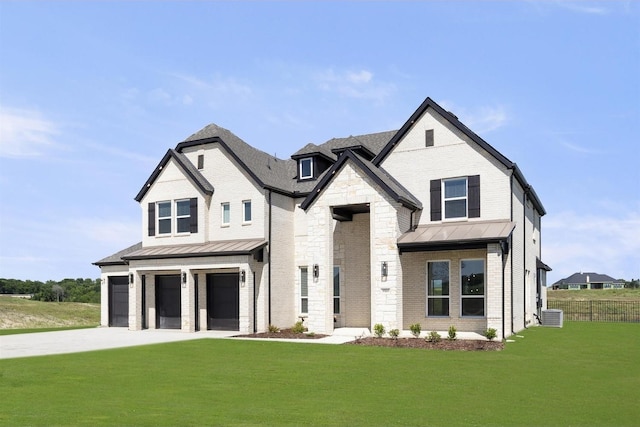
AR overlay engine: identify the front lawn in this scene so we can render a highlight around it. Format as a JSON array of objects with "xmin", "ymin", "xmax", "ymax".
[{"xmin": 1, "ymin": 322, "xmax": 638, "ymax": 426}]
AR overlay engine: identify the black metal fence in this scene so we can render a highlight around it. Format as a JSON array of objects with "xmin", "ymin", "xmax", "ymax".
[{"xmin": 548, "ymin": 300, "xmax": 640, "ymax": 323}]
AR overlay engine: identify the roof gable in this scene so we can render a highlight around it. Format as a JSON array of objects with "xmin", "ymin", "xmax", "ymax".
[
  {"xmin": 134, "ymin": 149, "xmax": 214, "ymax": 202},
  {"xmin": 300, "ymin": 149, "xmax": 421, "ymax": 211}
]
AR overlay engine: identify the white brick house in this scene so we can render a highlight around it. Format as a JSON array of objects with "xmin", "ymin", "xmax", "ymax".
[{"xmin": 95, "ymin": 97, "xmax": 550, "ymax": 339}]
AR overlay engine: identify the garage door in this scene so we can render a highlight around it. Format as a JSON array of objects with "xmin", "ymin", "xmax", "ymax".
[
  {"xmin": 156, "ymin": 275, "xmax": 181, "ymax": 329},
  {"xmin": 206, "ymin": 273, "xmax": 239, "ymax": 330},
  {"xmin": 108, "ymin": 276, "xmax": 129, "ymax": 327}
]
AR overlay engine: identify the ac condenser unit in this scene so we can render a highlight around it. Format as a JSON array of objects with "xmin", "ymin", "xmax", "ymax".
[{"xmin": 541, "ymin": 309, "xmax": 563, "ymax": 327}]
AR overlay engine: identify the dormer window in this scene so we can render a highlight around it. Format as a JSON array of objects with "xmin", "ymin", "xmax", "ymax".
[{"xmin": 299, "ymin": 157, "xmax": 313, "ymax": 180}]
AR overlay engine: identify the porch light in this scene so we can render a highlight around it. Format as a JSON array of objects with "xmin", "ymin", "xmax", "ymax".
[
  {"xmin": 313, "ymin": 264, "xmax": 319, "ymax": 279},
  {"xmin": 182, "ymin": 272, "xmax": 187, "ymax": 287},
  {"xmin": 381, "ymin": 262, "xmax": 388, "ymax": 278},
  {"xmin": 129, "ymin": 273, "xmax": 134, "ymax": 287},
  {"xmin": 240, "ymin": 270, "xmax": 246, "ymax": 283}
]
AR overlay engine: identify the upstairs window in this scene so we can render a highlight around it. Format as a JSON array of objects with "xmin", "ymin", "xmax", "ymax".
[
  {"xmin": 443, "ymin": 177, "xmax": 467, "ymax": 219},
  {"xmin": 157, "ymin": 201, "xmax": 172, "ymax": 234},
  {"xmin": 242, "ymin": 200, "xmax": 252, "ymax": 223},
  {"xmin": 299, "ymin": 157, "xmax": 313, "ymax": 180},
  {"xmin": 176, "ymin": 200, "xmax": 191, "ymax": 233},
  {"xmin": 221, "ymin": 202, "xmax": 230, "ymax": 226}
]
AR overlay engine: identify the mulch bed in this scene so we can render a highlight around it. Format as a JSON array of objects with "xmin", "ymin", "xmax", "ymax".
[
  {"xmin": 234, "ymin": 328, "xmax": 328, "ymax": 339},
  {"xmin": 346, "ymin": 337, "xmax": 504, "ymax": 351}
]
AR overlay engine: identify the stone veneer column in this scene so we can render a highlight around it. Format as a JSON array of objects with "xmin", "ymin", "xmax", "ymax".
[
  {"xmin": 128, "ymin": 270, "xmax": 143, "ymax": 331},
  {"xmin": 307, "ymin": 205, "xmax": 334, "ymax": 334},
  {"xmin": 239, "ymin": 263, "xmax": 252, "ymax": 333},
  {"xmin": 486, "ymin": 243, "xmax": 504, "ymax": 338}
]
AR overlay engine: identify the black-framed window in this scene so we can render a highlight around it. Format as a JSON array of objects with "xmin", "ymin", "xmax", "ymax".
[
  {"xmin": 427, "ymin": 261, "xmax": 449, "ymax": 316},
  {"xmin": 461, "ymin": 259, "xmax": 485, "ymax": 317},
  {"xmin": 430, "ymin": 175, "xmax": 480, "ymax": 221}
]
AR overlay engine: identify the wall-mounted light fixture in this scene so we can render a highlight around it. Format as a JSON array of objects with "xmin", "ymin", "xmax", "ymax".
[
  {"xmin": 129, "ymin": 273, "xmax": 134, "ymax": 288},
  {"xmin": 313, "ymin": 264, "xmax": 319, "ymax": 279},
  {"xmin": 240, "ymin": 270, "xmax": 246, "ymax": 283},
  {"xmin": 381, "ymin": 262, "xmax": 388, "ymax": 278},
  {"xmin": 182, "ymin": 271, "xmax": 187, "ymax": 287}
]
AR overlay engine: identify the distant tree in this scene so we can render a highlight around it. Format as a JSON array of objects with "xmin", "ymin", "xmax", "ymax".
[
  {"xmin": 626, "ymin": 279, "xmax": 639, "ymax": 289},
  {"xmin": 52, "ymin": 284, "xmax": 65, "ymax": 302}
]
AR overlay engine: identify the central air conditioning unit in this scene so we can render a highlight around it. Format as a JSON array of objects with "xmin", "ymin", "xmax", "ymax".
[{"xmin": 541, "ymin": 309, "xmax": 563, "ymax": 327}]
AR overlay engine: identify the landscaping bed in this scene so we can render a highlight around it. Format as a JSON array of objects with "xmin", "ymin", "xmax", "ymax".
[
  {"xmin": 347, "ymin": 337, "xmax": 503, "ymax": 350},
  {"xmin": 235, "ymin": 328, "xmax": 328, "ymax": 339}
]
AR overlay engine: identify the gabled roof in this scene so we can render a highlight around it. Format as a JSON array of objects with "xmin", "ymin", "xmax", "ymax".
[
  {"xmin": 291, "ymin": 143, "xmax": 337, "ymax": 161},
  {"xmin": 321, "ymin": 130, "xmax": 396, "ymax": 157},
  {"xmin": 372, "ymin": 97, "xmax": 546, "ymax": 216},
  {"xmin": 93, "ymin": 242, "xmax": 142, "ymax": 266},
  {"xmin": 553, "ymin": 272, "xmax": 623, "ymax": 286},
  {"xmin": 300, "ymin": 149, "xmax": 421, "ymax": 211},
  {"xmin": 134, "ymin": 149, "xmax": 214, "ymax": 202},
  {"xmin": 175, "ymin": 124, "xmax": 293, "ymax": 194}
]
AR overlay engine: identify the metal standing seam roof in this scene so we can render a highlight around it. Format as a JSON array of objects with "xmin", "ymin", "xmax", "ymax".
[
  {"xmin": 398, "ymin": 220, "xmax": 516, "ymax": 248},
  {"xmin": 121, "ymin": 239, "xmax": 267, "ymax": 261}
]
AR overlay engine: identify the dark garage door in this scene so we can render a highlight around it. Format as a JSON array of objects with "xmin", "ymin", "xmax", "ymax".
[
  {"xmin": 108, "ymin": 276, "xmax": 129, "ymax": 327},
  {"xmin": 156, "ymin": 275, "xmax": 181, "ymax": 329},
  {"xmin": 207, "ymin": 273, "xmax": 239, "ymax": 330}
]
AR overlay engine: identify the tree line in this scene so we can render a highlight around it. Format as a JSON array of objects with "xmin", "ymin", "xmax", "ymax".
[{"xmin": 0, "ymin": 278, "xmax": 100, "ymax": 303}]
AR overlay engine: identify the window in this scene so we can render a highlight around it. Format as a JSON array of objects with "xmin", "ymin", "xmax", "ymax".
[
  {"xmin": 430, "ymin": 176, "xmax": 480, "ymax": 221},
  {"xmin": 175, "ymin": 200, "xmax": 191, "ymax": 233},
  {"xmin": 197, "ymin": 154, "xmax": 204, "ymax": 169},
  {"xmin": 157, "ymin": 201, "xmax": 172, "ymax": 234},
  {"xmin": 461, "ymin": 259, "xmax": 485, "ymax": 317},
  {"xmin": 333, "ymin": 266, "xmax": 340, "ymax": 315},
  {"xmin": 300, "ymin": 267, "xmax": 308, "ymax": 314},
  {"xmin": 221, "ymin": 203, "xmax": 230, "ymax": 226},
  {"xmin": 444, "ymin": 177, "xmax": 467, "ymax": 219},
  {"xmin": 427, "ymin": 261, "xmax": 449, "ymax": 316},
  {"xmin": 299, "ymin": 157, "xmax": 313, "ymax": 179},
  {"xmin": 242, "ymin": 200, "xmax": 252, "ymax": 223}
]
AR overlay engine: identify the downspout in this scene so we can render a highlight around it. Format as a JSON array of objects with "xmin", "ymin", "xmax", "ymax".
[
  {"xmin": 268, "ymin": 189, "xmax": 273, "ymax": 326},
  {"xmin": 510, "ymin": 173, "xmax": 514, "ymax": 336},
  {"xmin": 523, "ymin": 189, "xmax": 528, "ymax": 329}
]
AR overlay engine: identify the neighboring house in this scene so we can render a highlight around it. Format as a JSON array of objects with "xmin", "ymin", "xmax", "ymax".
[
  {"xmin": 94, "ymin": 97, "xmax": 551, "ymax": 339},
  {"xmin": 551, "ymin": 273, "xmax": 625, "ymax": 290}
]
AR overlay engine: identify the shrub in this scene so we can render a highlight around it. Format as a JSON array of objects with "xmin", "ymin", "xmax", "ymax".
[
  {"xmin": 292, "ymin": 321, "xmax": 307, "ymax": 334},
  {"xmin": 484, "ymin": 328, "xmax": 497, "ymax": 341},
  {"xmin": 268, "ymin": 324, "xmax": 280, "ymax": 333},
  {"xmin": 373, "ymin": 323, "xmax": 385, "ymax": 338},
  {"xmin": 409, "ymin": 323, "xmax": 421, "ymax": 338},
  {"xmin": 388, "ymin": 328, "xmax": 400, "ymax": 339},
  {"xmin": 426, "ymin": 331, "xmax": 442, "ymax": 343},
  {"xmin": 447, "ymin": 325, "xmax": 457, "ymax": 341}
]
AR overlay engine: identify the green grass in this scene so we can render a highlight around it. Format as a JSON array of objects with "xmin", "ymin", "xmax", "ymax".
[
  {"xmin": 0, "ymin": 296, "xmax": 99, "ymax": 330},
  {"xmin": 1, "ymin": 322, "xmax": 638, "ymax": 426}
]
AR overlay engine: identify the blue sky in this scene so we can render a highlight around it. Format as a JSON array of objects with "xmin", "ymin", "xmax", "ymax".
[{"xmin": 0, "ymin": 1, "xmax": 638, "ymax": 285}]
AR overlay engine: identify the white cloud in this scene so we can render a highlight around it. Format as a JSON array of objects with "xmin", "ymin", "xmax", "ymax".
[
  {"xmin": 0, "ymin": 107, "xmax": 61, "ymax": 158},
  {"xmin": 74, "ymin": 218, "xmax": 140, "ymax": 246},
  {"xmin": 441, "ymin": 101, "xmax": 508, "ymax": 134},
  {"xmin": 170, "ymin": 73, "xmax": 253, "ymax": 105},
  {"xmin": 315, "ymin": 68, "xmax": 395, "ymax": 103},
  {"xmin": 554, "ymin": 1, "xmax": 608, "ymax": 15},
  {"xmin": 544, "ymin": 208, "xmax": 640, "ymax": 283}
]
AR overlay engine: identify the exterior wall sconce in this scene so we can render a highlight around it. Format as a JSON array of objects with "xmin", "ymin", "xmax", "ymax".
[
  {"xmin": 182, "ymin": 272, "xmax": 187, "ymax": 287},
  {"xmin": 313, "ymin": 264, "xmax": 319, "ymax": 279},
  {"xmin": 381, "ymin": 262, "xmax": 388, "ymax": 278},
  {"xmin": 129, "ymin": 273, "xmax": 134, "ymax": 288},
  {"xmin": 240, "ymin": 270, "xmax": 246, "ymax": 283}
]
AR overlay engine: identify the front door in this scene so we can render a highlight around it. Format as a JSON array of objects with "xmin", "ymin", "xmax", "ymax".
[
  {"xmin": 206, "ymin": 273, "xmax": 239, "ymax": 330},
  {"xmin": 156, "ymin": 275, "xmax": 181, "ymax": 329},
  {"xmin": 108, "ymin": 276, "xmax": 129, "ymax": 327}
]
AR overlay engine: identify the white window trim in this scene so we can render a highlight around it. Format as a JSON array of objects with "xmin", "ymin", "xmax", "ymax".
[
  {"xmin": 242, "ymin": 200, "xmax": 252, "ymax": 224},
  {"xmin": 426, "ymin": 260, "xmax": 450, "ymax": 317},
  {"xmin": 299, "ymin": 157, "xmax": 313, "ymax": 180},
  {"xmin": 157, "ymin": 200, "xmax": 172, "ymax": 236},
  {"xmin": 442, "ymin": 177, "xmax": 468, "ymax": 221},
  {"xmin": 460, "ymin": 258, "xmax": 486, "ymax": 318},
  {"xmin": 333, "ymin": 266, "xmax": 341, "ymax": 315},
  {"xmin": 221, "ymin": 202, "xmax": 230, "ymax": 227},
  {"xmin": 175, "ymin": 199, "xmax": 191, "ymax": 235},
  {"xmin": 300, "ymin": 266, "xmax": 309, "ymax": 315}
]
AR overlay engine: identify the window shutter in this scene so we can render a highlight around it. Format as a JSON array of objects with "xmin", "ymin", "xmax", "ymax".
[
  {"xmin": 190, "ymin": 198, "xmax": 198, "ymax": 233},
  {"xmin": 468, "ymin": 175, "xmax": 480, "ymax": 218},
  {"xmin": 148, "ymin": 203, "xmax": 155, "ymax": 236},
  {"xmin": 430, "ymin": 179, "xmax": 442, "ymax": 221}
]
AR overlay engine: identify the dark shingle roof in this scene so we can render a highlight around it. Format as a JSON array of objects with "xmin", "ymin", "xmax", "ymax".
[
  {"xmin": 291, "ymin": 143, "xmax": 337, "ymax": 161},
  {"xmin": 553, "ymin": 272, "xmax": 622, "ymax": 286},
  {"xmin": 320, "ymin": 130, "xmax": 397, "ymax": 155}
]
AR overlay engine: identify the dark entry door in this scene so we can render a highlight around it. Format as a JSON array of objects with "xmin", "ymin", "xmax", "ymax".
[
  {"xmin": 108, "ymin": 276, "xmax": 129, "ymax": 327},
  {"xmin": 206, "ymin": 273, "xmax": 239, "ymax": 330},
  {"xmin": 156, "ymin": 275, "xmax": 181, "ymax": 329}
]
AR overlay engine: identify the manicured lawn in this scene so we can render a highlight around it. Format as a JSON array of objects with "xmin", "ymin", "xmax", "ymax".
[{"xmin": 1, "ymin": 322, "xmax": 638, "ymax": 426}]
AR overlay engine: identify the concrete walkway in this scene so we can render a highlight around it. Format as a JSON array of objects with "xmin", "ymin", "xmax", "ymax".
[{"xmin": 0, "ymin": 327, "xmax": 360, "ymax": 360}]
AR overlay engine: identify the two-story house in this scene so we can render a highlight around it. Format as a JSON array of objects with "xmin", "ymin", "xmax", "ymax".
[{"xmin": 94, "ymin": 97, "xmax": 551, "ymax": 339}]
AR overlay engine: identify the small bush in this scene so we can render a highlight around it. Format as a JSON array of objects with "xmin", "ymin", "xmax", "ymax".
[
  {"xmin": 426, "ymin": 331, "xmax": 442, "ymax": 343},
  {"xmin": 292, "ymin": 321, "xmax": 307, "ymax": 334},
  {"xmin": 409, "ymin": 323, "xmax": 421, "ymax": 338},
  {"xmin": 268, "ymin": 324, "xmax": 280, "ymax": 333},
  {"xmin": 447, "ymin": 325, "xmax": 457, "ymax": 341},
  {"xmin": 388, "ymin": 328, "xmax": 400, "ymax": 339},
  {"xmin": 484, "ymin": 328, "xmax": 497, "ymax": 341},
  {"xmin": 373, "ymin": 323, "xmax": 385, "ymax": 338}
]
